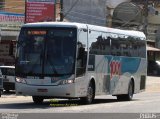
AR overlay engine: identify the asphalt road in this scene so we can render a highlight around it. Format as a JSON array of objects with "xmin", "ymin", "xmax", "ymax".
[{"xmin": 0, "ymin": 76, "xmax": 160, "ymax": 119}]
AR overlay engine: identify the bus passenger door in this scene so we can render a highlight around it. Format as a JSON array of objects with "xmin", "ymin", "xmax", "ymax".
[{"xmin": 75, "ymin": 29, "xmax": 88, "ymax": 96}]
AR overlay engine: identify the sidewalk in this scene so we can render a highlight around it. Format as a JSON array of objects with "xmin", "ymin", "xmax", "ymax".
[{"xmin": 146, "ymin": 76, "xmax": 160, "ymax": 92}]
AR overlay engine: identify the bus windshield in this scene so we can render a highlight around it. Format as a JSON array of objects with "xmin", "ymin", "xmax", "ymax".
[
  {"xmin": 0, "ymin": 68, "xmax": 15, "ymax": 76},
  {"xmin": 16, "ymin": 27, "xmax": 77, "ymax": 77}
]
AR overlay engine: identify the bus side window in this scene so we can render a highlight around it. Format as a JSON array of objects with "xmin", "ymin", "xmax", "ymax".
[
  {"xmin": 76, "ymin": 42, "xmax": 87, "ymax": 77},
  {"xmin": 76, "ymin": 29, "xmax": 88, "ymax": 77}
]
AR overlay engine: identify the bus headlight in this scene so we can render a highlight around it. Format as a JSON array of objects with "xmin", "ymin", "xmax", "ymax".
[
  {"xmin": 59, "ymin": 79, "xmax": 74, "ymax": 85},
  {"xmin": 16, "ymin": 77, "xmax": 27, "ymax": 84}
]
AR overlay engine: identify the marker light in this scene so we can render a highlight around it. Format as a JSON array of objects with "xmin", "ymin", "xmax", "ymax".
[
  {"xmin": 16, "ymin": 77, "xmax": 27, "ymax": 84},
  {"xmin": 59, "ymin": 79, "xmax": 74, "ymax": 85}
]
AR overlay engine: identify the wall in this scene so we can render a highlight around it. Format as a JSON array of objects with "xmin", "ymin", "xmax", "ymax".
[
  {"xmin": 147, "ymin": 6, "xmax": 160, "ymax": 48},
  {"xmin": 4, "ymin": 0, "xmax": 25, "ymax": 14},
  {"xmin": 0, "ymin": 0, "xmax": 24, "ymax": 65},
  {"xmin": 148, "ymin": 7, "xmax": 160, "ymax": 24}
]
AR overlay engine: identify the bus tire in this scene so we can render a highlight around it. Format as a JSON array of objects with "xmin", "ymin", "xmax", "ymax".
[
  {"xmin": 117, "ymin": 80, "xmax": 134, "ymax": 101},
  {"xmin": 32, "ymin": 96, "xmax": 44, "ymax": 104},
  {"xmin": 80, "ymin": 82, "xmax": 95, "ymax": 104},
  {"xmin": 127, "ymin": 80, "xmax": 134, "ymax": 101}
]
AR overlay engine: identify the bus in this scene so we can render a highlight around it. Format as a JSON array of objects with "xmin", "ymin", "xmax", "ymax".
[{"xmin": 15, "ymin": 22, "xmax": 147, "ymax": 104}]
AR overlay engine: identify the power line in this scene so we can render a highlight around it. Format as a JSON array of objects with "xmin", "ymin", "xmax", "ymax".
[
  {"xmin": 66, "ymin": 13, "xmax": 106, "ymax": 25},
  {"xmin": 61, "ymin": 0, "xmax": 80, "ymax": 20},
  {"xmin": 67, "ymin": 10, "xmax": 106, "ymax": 21}
]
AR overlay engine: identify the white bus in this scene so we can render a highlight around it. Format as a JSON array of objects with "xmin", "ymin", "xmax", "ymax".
[{"xmin": 15, "ymin": 22, "xmax": 147, "ymax": 104}]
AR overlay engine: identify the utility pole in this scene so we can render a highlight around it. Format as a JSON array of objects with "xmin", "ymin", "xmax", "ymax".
[
  {"xmin": 60, "ymin": 0, "xmax": 63, "ymax": 21},
  {"xmin": 144, "ymin": 0, "xmax": 148, "ymax": 38},
  {"xmin": 54, "ymin": 0, "xmax": 57, "ymax": 21}
]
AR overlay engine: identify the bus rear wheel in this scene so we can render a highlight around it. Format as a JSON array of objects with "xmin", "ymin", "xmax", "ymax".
[
  {"xmin": 80, "ymin": 82, "xmax": 95, "ymax": 104},
  {"xmin": 117, "ymin": 80, "xmax": 134, "ymax": 101},
  {"xmin": 32, "ymin": 96, "xmax": 44, "ymax": 104}
]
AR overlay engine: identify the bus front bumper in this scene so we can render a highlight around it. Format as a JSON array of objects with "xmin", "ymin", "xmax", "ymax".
[{"xmin": 16, "ymin": 83, "xmax": 76, "ymax": 98}]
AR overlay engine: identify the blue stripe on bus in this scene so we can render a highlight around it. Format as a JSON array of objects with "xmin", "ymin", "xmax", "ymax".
[
  {"xmin": 105, "ymin": 56, "xmax": 141, "ymax": 75},
  {"xmin": 121, "ymin": 57, "xmax": 141, "ymax": 74}
]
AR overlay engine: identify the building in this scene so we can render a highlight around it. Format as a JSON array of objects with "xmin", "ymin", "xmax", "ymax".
[
  {"xmin": 1, "ymin": 0, "xmax": 160, "ymax": 66},
  {"xmin": 145, "ymin": 4, "xmax": 160, "ymax": 62},
  {"xmin": 62, "ymin": 0, "xmax": 160, "ymax": 75},
  {"xmin": 106, "ymin": 0, "xmax": 131, "ymax": 27},
  {"xmin": 106, "ymin": 0, "xmax": 160, "ymax": 75},
  {"xmin": 0, "ymin": 0, "xmax": 59, "ymax": 65},
  {"xmin": 0, "ymin": 0, "xmax": 25, "ymax": 65},
  {"xmin": 4, "ymin": 0, "xmax": 25, "ymax": 13},
  {"xmin": 147, "ymin": 4, "xmax": 160, "ymax": 46},
  {"xmin": 131, "ymin": 0, "xmax": 160, "ymax": 62}
]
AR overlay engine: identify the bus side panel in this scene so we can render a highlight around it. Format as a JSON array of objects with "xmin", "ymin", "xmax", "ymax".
[
  {"xmin": 104, "ymin": 55, "xmax": 125, "ymax": 95},
  {"xmin": 94, "ymin": 55, "xmax": 110, "ymax": 94},
  {"xmin": 74, "ymin": 76, "xmax": 90, "ymax": 97},
  {"xmin": 134, "ymin": 58, "xmax": 147, "ymax": 93},
  {"xmin": 90, "ymin": 55, "xmax": 147, "ymax": 96},
  {"xmin": 108, "ymin": 56, "xmax": 147, "ymax": 95}
]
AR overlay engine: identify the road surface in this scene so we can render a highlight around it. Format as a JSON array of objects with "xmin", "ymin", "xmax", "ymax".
[{"xmin": 0, "ymin": 76, "xmax": 160, "ymax": 114}]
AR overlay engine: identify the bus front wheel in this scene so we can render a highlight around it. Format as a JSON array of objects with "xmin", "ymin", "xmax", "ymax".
[
  {"xmin": 32, "ymin": 96, "xmax": 44, "ymax": 104},
  {"xmin": 80, "ymin": 82, "xmax": 95, "ymax": 104}
]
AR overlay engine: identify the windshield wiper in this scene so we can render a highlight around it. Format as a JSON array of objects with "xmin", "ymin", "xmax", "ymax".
[
  {"xmin": 47, "ymin": 59, "xmax": 59, "ymax": 75},
  {"xmin": 49, "ymin": 73, "xmax": 73, "ymax": 77},
  {"xmin": 20, "ymin": 61, "xmax": 30, "ymax": 64}
]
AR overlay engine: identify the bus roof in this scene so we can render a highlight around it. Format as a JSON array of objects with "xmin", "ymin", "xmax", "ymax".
[
  {"xmin": 22, "ymin": 22, "xmax": 146, "ymax": 39},
  {"xmin": 22, "ymin": 22, "xmax": 87, "ymax": 29}
]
